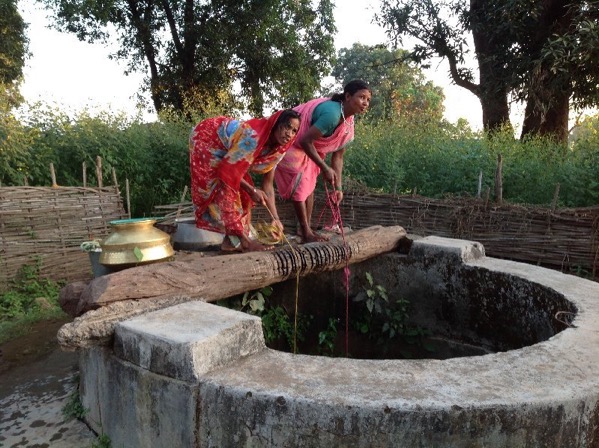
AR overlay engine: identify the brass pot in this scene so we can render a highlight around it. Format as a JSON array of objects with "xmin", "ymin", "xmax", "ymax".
[{"xmin": 99, "ymin": 218, "xmax": 174, "ymax": 266}]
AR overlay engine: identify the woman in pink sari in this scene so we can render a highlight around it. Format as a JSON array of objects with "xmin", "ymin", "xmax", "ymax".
[
  {"xmin": 274, "ymin": 80, "xmax": 372, "ymax": 242},
  {"xmin": 190, "ymin": 109, "xmax": 300, "ymax": 252}
]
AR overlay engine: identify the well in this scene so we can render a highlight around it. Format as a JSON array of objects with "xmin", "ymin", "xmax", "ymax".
[{"xmin": 78, "ymin": 236, "xmax": 599, "ymax": 447}]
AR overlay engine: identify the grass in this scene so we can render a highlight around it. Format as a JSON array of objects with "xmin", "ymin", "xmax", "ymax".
[{"xmin": 0, "ymin": 261, "xmax": 67, "ymax": 345}]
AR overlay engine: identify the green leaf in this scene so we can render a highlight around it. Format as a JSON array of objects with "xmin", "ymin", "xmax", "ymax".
[
  {"xmin": 242, "ymin": 291, "xmax": 249, "ymax": 306},
  {"xmin": 365, "ymin": 272, "xmax": 373, "ymax": 286},
  {"xmin": 250, "ymin": 294, "xmax": 265, "ymax": 312},
  {"xmin": 133, "ymin": 246, "xmax": 143, "ymax": 262},
  {"xmin": 366, "ymin": 299, "xmax": 374, "ymax": 313}
]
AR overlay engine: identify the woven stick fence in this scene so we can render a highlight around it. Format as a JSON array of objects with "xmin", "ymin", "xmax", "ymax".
[
  {"xmin": 156, "ymin": 188, "xmax": 599, "ymax": 279},
  {"xmin": 0, "ymin": 159, "xmax": 128, "ymax": 290}
]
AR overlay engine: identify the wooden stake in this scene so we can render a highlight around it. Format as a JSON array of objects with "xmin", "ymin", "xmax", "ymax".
[
  {"xmin": 96, "ymin": 156, "xmax": 103, "ymax": 188},
  {"xmin": 111, "ymin": 167, "xmax": 120, "ymax": 195},
  {"xmin": 494, "ymin": 154, "xmax": 503, "ymax": 205},
  {"xmin": 477, "ymin": 170, "xmax": 483, "ymax": 198},
  {"xmin": 125, "ymin": 178, "xmax": 131, "ymax": 219},
  {"xmin": 175, "ymin": 185, "xmax": 188, "ymax": 221},
  {"xmin": 551, "ymin": 183, "xmax": 560, "ymax": 212},
  {"xmin": 82, "ymin": 162, "xmax": 87, "ymax": 187},
  {"xmin": 50, "ymin": 163, "xmax": 58, "ymax": 188}
]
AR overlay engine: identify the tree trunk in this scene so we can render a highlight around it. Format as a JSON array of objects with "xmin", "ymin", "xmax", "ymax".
[
  {"xmin": 470, "ymin": 0, "xmax": 512, "ymax": 132},
  {"xmin": 478, "ymin": 85, "xmax": 511, "ymax": 133},
  {"xmin": 520, "ymin": 0, "xmax": 573, "ymax": 143},
  {"xmin": 521, "ymin": 79, "xmax": 570, "ymax": 143}
]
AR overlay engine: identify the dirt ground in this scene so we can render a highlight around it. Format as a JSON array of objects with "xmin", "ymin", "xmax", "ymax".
[{"xmin": 0, "ymin": 318, "xmax": 97, "ymax": 447}]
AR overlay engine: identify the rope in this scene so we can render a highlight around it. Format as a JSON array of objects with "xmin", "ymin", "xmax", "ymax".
[
  {"xmin": 321, "ymin": 183, "xmax": 352, "ymax": 356},
  {"xmin": 264, "ymin": 184, "xmax": 351, "ymax": 356},
  {"xmin": 262, "ymin": 206, "xmax": 302, "ymax": 354}
]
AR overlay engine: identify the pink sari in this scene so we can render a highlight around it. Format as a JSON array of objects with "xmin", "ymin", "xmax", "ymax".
[{"xmin": 274, "ymin": 98, "xmax": 354, "ymax": 201}]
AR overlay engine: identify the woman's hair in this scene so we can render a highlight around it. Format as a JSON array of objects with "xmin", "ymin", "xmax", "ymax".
[
  {"xmin": 273, "ymin": 109, "xmax": 301, "ymax": 129},
  {"xmin": 331, "ymin": 79, "xmax": 371, "ymax": 103}
]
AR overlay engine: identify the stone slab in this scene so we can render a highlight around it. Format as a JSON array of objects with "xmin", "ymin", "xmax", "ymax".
[{"xmin": 113, "ymin": 300, "xmax": 265, "ymax": 382}]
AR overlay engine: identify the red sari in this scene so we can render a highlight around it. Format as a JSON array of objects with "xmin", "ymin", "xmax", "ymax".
[{"xmin": 189, "ymin": 111, "xmax": 292, "ymax": 237}]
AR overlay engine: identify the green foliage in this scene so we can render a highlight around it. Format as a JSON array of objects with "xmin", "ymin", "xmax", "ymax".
[
  {"xmin": 376, "ymin": 0, "xmax": 599, "ymax": 140},
  {"xmin": 225, "ymin": 285, "xmax": 312, "ymax": 351},
  {"xmin": 343, "ymin": 118, "xmax": 599, "ymax": 207},
  {"xmin": 42, "ymin": 0, "xmax": 336, "ymax": 116},
  {"xmin": 91, "ymin": 433, "xmax": 112, "ymax": 448},
  {"xmin": 317, "ymin": 317, "xmax": 338, "ymax": 355},
  {"xmin": 0, "ymin": 260, "xmax": 62, "ymax": 320},
  {"xmin": 6, "ymin": 104, "xmax": 192, "ymax": 215},
  {"xmin": 0, "ymin": 259, "xmax": 66, "ymax": 344},
  {"xmin": 352, "ymin": 272, "xmax": 428, "ymax": 351},
  {"xmin": 331, "ymin": 43, "xmax": 445, "ymax": 123},
  {"xmin": 0, "ymin": 0, "xmax": 27, "ymax": 85},
  {"xmin": 260, "ymin": 305, "xmax": 293, "ymax": 346},
  {"xmin": 241, "ymin": 285, "xmax": 271, "ymax": 314},
  {"xmin": 4, "ymin": 103, "xmax": 599, "ymax": 217},
  {"xmin": 62, "ymin": 387, "xmax": 88, "ymax": 421}
]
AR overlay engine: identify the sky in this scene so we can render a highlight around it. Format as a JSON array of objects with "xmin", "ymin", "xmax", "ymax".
[{"xmin": 18, "ymin": 0, "xmax": 489, "ymax": 130}]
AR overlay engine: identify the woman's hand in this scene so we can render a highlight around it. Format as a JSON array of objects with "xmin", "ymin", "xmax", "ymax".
[
  {"xmin": 322, "ymin": 165, "xmax": 337, "ymax": 186},
  {"xmin": 271, "ymin": 218, "xmax": 284, "ymax": 233},
  {"xmin": 250, "ymin": 187, "xmax": 268, "ymax": 206},
  {"xmin": 332, "ymin": 190, "xmax": 344, "ymax": 204}
]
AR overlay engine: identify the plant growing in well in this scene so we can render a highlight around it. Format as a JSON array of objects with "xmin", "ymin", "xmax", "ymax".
[
  {"xmin": 352, "ymin": 272, "xmax": 431, "ymax": 354},
  {"xmin": 318, "ymin": 317, "xmax": 338, "ymax": 355}
]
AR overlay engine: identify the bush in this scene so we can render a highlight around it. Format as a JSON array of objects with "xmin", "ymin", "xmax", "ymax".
[
  {"xmin": 4, "ymin": 103, "xmax": 599, "ymax": 214},
  {"xmin": 0, "ymin": 260, "xmax": 66, "ymax": 344}
]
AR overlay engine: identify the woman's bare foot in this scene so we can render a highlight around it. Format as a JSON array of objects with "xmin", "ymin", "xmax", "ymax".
[
  {"xmin": 221, "ymin": 235, "xmax": 274, "ymax": 253},
  {"xmin": 241, "ymin": 239, "xmax": 275, "ymax": 252},
  {"xmin": 302, "ymin": 229, "xmax": 329, "ymax": 243},
  {"xmin": 220, "ymin": 235, "xmax": 240, "ymax": 252}
]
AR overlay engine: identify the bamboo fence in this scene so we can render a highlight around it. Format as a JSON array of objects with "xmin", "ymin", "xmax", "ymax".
[
  {"xmin": 0, "ymin": 186, "xmax": 127, "ymax": 290},
  {"xmin": 3, "ymin": 173, "xmax": 597, "ymax": 291},
  {"xmin": 156, "ymin": 189, "xmax": 599, "ymax": 279}
]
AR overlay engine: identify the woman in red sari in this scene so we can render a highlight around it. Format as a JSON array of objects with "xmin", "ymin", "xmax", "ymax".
[{"xmin": 189, "ymin": 109, "xmax": 300, "ymax": 252}]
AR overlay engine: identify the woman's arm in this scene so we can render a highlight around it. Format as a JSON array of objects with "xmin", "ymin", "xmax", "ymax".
[
  {"xmin": 330, "ymin": 148, "xmax": 345, "ymax": 203},
  {"xmin": 261, "ymin": 170, "xmax": 283, "ymax": 230},
  {"xmin": 240, "ymin": 178, "xmax": 267, "ymax": 205},
  {"xmin": 299, "ymin": 126, "xmax": 337, "ymax": 186}
]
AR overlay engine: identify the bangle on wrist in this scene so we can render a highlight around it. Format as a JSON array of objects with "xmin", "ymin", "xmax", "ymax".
[{"xmin": 335, "ymin": 185, "xmax": 342, "ymax": 191}]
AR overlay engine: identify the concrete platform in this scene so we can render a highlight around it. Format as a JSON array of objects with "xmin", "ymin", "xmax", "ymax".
[{"xmin": 79, "ymin": 236, "xmax": 599, "ymax": 447}]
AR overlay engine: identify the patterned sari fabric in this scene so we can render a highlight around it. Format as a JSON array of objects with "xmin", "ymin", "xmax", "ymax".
[
  {"xmin": 274, "ymin": 98, "xmax": 354, "ymax": 202},
  {"xmin": 189, "ymin": 111, "xmax": 292, "ymax": 237}
]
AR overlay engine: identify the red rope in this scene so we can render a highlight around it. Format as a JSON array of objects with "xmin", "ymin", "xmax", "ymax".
[{"xmin": 321, "ymin": 184, "xmax": 351, "ymax": 356}]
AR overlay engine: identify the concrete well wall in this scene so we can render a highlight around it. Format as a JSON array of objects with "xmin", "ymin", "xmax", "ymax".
[{"xmin": 79, "ymin": 236, "xmax": 599, "ymax": 447}]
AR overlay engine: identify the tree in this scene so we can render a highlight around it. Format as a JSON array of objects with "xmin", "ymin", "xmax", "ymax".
[
  {"xmin": 0, "ymin": 0, "xmax": 28, "ymax": 107},
  {"xmin": 41, "ymin": 0, "xmax": 336, "ymax": 116},
  {"xmin": 331, "ymin": 43, "xmax": 445, "ymax": 123},
  {"xmin": 376, "ymin": 0, "xmax": 599, "ymax": 142}
]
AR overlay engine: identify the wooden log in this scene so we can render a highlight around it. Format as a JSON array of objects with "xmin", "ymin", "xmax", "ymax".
[
  {"xmin": 59, "ymin": 281, "xmax": 89, "ymax": 317},
  {"xmin": 75, "ymin": 225, "xmax": 406, "ymax": 315},
  {"xmin": 59, "ymin": 226, "xmax": 407, "ymax": 348}
]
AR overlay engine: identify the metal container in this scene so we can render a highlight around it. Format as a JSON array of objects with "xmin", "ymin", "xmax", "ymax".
[
  {"xmin": 100, "ymin": 218, "xmax": 174, "ymax": 266},
  {"xmin": 172, "ymin": 217, "xmax": 224, "ymax": 251}
]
